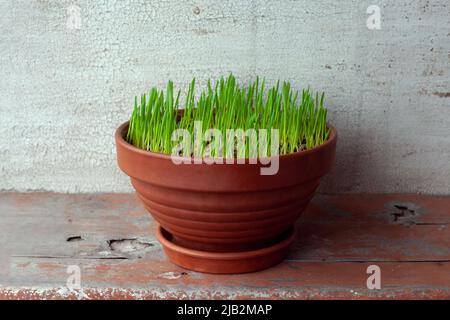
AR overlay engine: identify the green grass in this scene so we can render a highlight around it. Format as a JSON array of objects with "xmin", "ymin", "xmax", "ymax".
[{"xmin": 126, "ymin": 74, "xmax": 330, "ymax": 158}]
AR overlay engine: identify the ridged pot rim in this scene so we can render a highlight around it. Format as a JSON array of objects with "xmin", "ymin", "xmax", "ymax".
[{"xmin": 115, "ymin": 121, "xmax": 337, "ymax": 163}]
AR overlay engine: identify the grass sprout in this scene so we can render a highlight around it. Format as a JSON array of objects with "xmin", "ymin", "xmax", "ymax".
[{"xmin": 126, "ymin": 74, "xmax": 330, "ymax": 157}]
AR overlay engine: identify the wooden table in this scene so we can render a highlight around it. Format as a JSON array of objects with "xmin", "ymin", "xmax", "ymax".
[{"xmin": 0, "ymin": 193, "xmax": 449, "ymax": 299}]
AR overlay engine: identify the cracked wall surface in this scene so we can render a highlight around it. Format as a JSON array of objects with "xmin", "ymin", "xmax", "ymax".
[{"xmin": 0, "ymin": 0, "xmax": 449, "ymax": 194}]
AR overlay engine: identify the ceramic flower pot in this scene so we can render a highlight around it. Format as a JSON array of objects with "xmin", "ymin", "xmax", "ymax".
[{"xmin": 115, "ymin": 121, "xmax": 337, "ymax": 273}]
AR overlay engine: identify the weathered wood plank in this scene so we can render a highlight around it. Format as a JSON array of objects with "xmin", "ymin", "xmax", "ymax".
[
  {"xmin": 0, "ymin": 192, "xmax": 449, "ymax": 299},
  {"xmin": 1, "ymin": 193, "xmax": 448, "ymax": 261},
  {"xmin": 3, "ymin": 259, "xmax": 449, "ymax": 299}
]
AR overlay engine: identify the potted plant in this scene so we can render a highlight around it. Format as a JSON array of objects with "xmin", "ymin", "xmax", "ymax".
[{"xmin": 115, "ymin": 74, "xmax": 336, "ymax": 274}]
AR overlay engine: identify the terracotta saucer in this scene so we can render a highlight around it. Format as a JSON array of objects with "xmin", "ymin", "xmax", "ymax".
[{"xmin": 156, "ymin": 225, "xmax": 296, "ymax": 274}]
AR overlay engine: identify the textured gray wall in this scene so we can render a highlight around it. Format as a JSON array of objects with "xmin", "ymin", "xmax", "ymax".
[{"xmin": 0, "ymin": 0, "xmax": 449, "ymax": 194}]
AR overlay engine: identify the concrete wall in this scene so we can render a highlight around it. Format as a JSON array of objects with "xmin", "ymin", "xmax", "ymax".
[{"xmin": 0, "ymin": 0, "xmax": 449, "ymax": 194}]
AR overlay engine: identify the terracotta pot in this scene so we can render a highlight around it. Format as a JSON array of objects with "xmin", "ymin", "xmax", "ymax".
[{"xmin": 115, "ymin": 121, "xmax": 337, "ymax": 273}]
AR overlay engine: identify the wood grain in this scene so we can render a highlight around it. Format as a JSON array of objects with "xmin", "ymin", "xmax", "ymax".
[{"xmin": 0, "ymin": 193, "xmax": 449, "ymax": 299}]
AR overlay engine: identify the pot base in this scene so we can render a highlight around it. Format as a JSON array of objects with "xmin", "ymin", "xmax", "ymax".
[{"xmin": 156, "ymin": 225, "xmax": 296, "ymax": 274}]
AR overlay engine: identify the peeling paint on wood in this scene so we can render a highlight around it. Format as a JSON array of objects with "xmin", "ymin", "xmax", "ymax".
[{"xmin": 0, "ymin": 193, "xmax": 449, "ymax": 299}]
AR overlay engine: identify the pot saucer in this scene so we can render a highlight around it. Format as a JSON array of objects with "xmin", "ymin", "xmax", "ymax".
[{"xmin": 156, "ymin": 225, "xmax": 296, "ymax": 274}]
